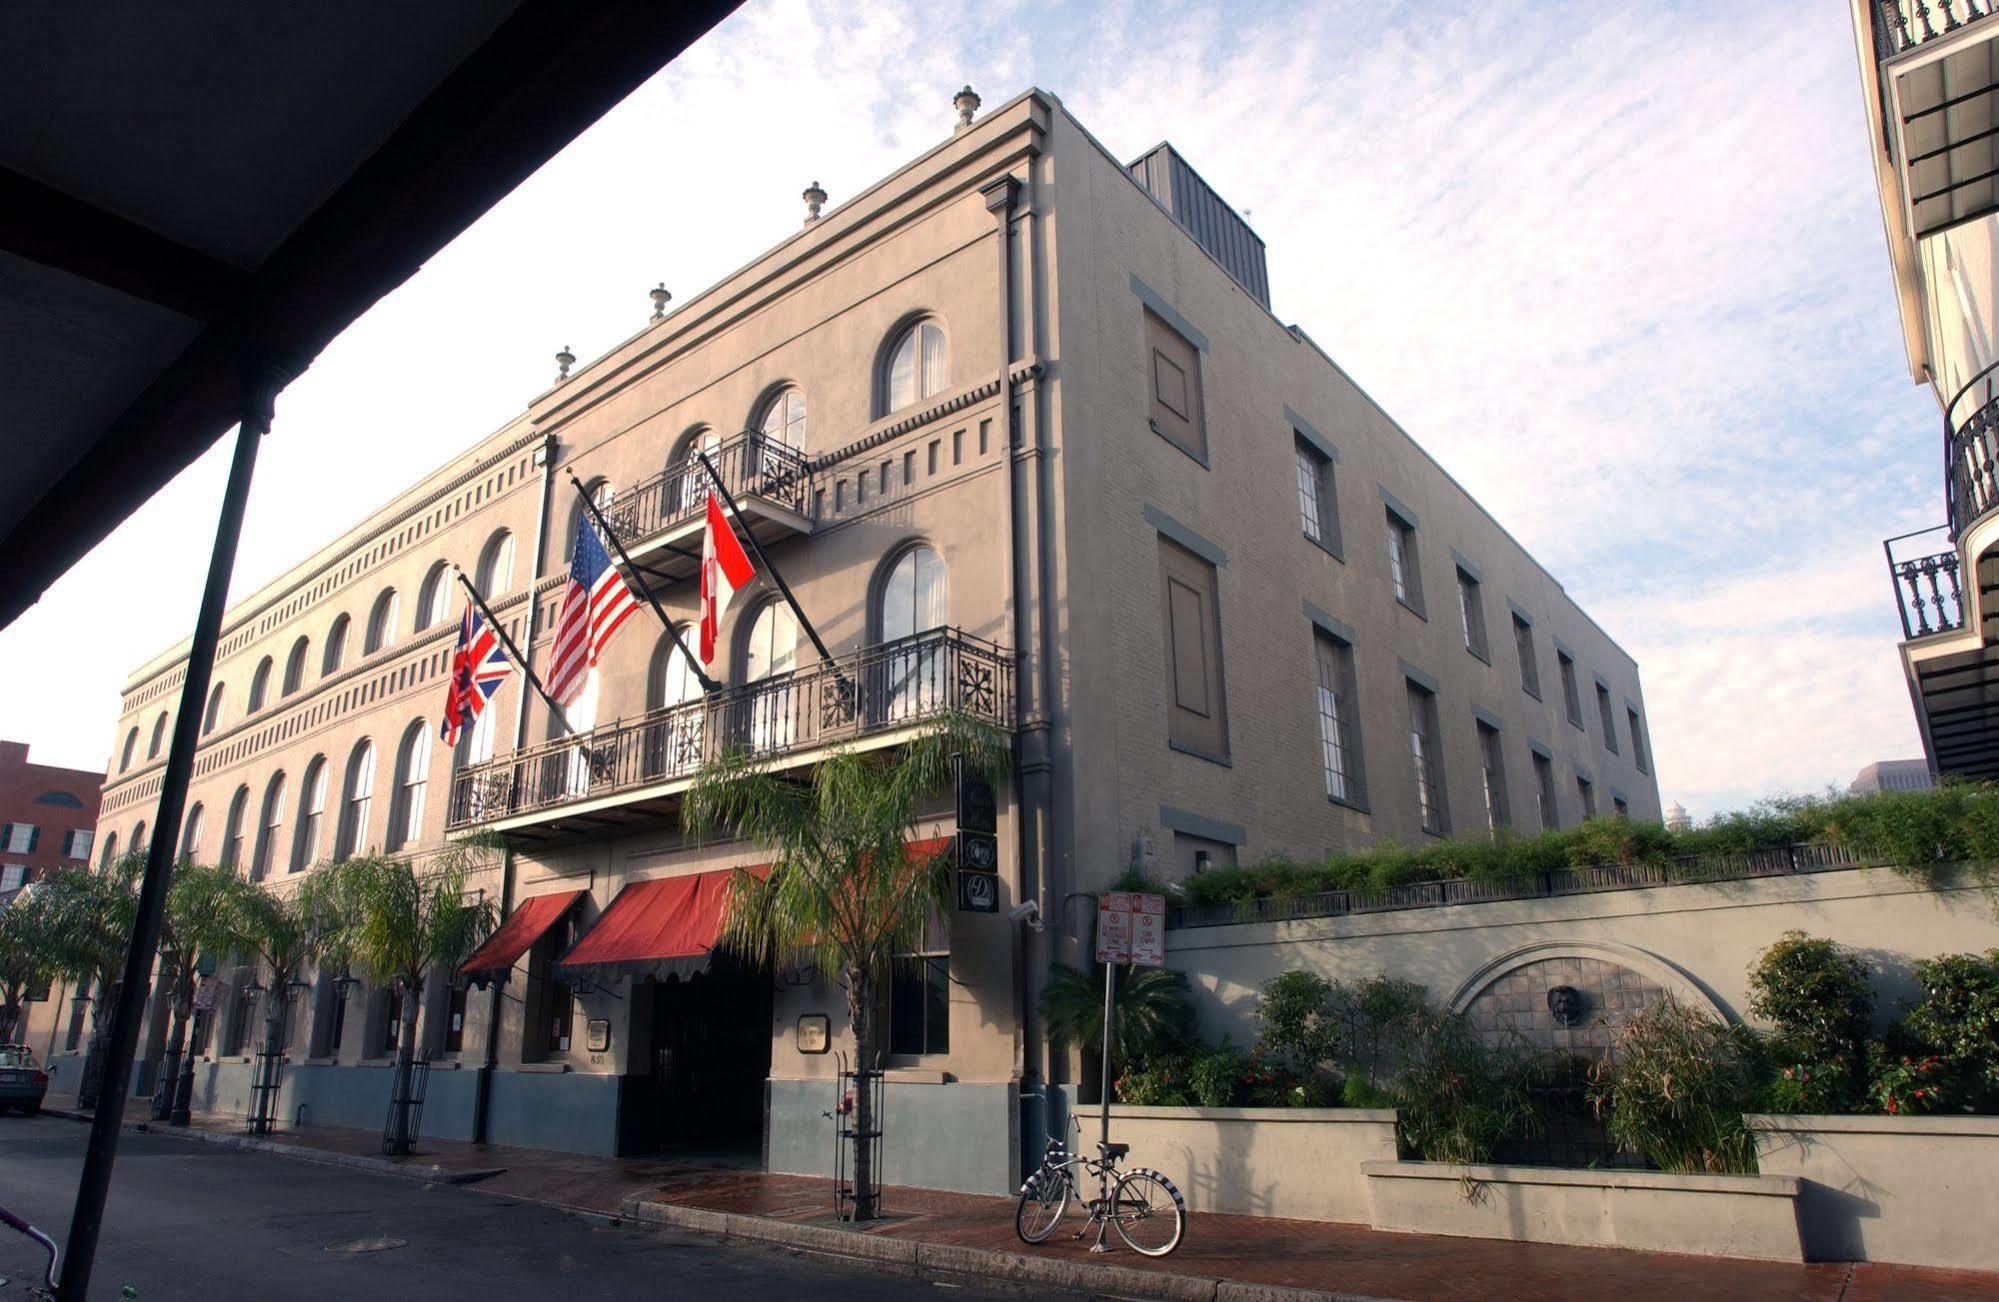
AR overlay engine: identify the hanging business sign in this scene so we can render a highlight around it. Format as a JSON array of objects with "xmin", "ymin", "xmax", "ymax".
[
  {"xmin": 1096, "ymin": 891, "xmax": 1165, "ymax": 967},
  {"xmin": 956, "ymin": 867, "xmax": 999, "ymax": 913},
  {"xmin": 192, "ymin": 975, "xmax": 227, "ymax": 1012}
]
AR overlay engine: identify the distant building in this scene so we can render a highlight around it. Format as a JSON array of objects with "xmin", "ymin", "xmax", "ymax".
[
  {"xmin": 0, "ymin": 739, "xmax": 103, "ymax": 899},
  {"xmin": 1849, "ymin": 760, "xmax": 1934, "ymax": 797},
  {"xmin": 1664, "ymin": 801, "xmax": 1691, "ymax": 832}
]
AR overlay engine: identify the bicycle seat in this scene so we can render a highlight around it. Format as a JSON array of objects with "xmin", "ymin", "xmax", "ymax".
[{"xmin": 1097, "ymin": 1141, "xmax": 1129, "ymax": 1160}]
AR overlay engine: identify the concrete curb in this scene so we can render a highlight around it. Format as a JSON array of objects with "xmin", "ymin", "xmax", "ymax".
[
  {"xmin": 116, "ymin": 1117, "xmax": 506, "ymax": 1187},
  {"xmin": 620, "ymin": 1195, "xmax": 1394, "ymax": 1302}
]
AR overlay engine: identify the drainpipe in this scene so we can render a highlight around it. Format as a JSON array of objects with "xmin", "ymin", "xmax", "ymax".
[{"xmin": 472, "ymin": 430, "xmax": 558, "ymax": 1145}]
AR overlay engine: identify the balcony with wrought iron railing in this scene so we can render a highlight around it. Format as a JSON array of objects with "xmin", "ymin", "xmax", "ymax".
[
  {"xmin": 1885, "ymin": 525, "xmax": 1967, "ymax": 639},
  {"xmin": 1875, "ymin": 0, "xmax": 1999, "ymax": 57},
  {"xmin": 445, "ymin": 628, "xmax": 1013, "ymax": 833},
  {"xmin": 601, "ymin": 430, "xmax": 813, "ymax": 580}
]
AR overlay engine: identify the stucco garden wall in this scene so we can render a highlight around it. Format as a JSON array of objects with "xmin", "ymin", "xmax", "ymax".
[{"xmin": 1105, "ymin": 1105, "xmax": 1396, "ymax": 1223}]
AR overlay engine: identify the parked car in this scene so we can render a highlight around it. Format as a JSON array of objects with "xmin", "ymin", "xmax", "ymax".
[{"xmin": 0, "ymin": 1046, "xmax": 49, "ymax": 1115}]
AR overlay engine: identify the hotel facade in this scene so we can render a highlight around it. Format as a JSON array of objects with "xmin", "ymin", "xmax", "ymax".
[{"xmin": 25, "ymin": 89, "xmax": 1660, "ymax": 1193}]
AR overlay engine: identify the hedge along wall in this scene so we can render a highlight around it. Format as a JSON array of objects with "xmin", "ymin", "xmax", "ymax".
[{"xmin": 1165, "ymin": 865, "xmax": 1999, "ymax": 1050}]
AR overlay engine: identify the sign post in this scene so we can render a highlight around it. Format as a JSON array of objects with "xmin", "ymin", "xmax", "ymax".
[{"xmin": 1094, "ymin": 892, "xmax": 1166, "ymax": 1152}]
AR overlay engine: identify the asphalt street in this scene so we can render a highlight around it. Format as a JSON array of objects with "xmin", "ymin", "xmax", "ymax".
[{"xmin": 0, "ymin": 1115, "xmax": 1057, "ymax": 1300}]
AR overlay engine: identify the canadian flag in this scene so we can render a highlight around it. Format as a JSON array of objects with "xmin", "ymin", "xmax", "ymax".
[{"xmin": 700, "ymin": 491, "xmax": 756, "ymax": 664}]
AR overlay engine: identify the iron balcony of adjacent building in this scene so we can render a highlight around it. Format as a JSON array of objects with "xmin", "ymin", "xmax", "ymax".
[
  {"xmin": 444, "ymin": 627, "xmax": 1014, "ymax": 837},
  {"xmin": 1948, "ymin": 361, "xmax": 1999, "ymax": 541},
  {"xmin": 1870, "ymin": 1, "xmax": 1999, "ymax": 241},
  {"xmin": 601, "ymin": 430, "xmax": 814, "ymax": 582},
  {"xmin": 1885, "ymin": 524, "xmax": 1966, "ymax": 639}
]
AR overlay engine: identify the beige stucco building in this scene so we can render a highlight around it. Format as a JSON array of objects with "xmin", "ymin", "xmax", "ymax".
[{"xmin": 25, "ymin": 87, "xmax": 1660, "ymax": 1192}]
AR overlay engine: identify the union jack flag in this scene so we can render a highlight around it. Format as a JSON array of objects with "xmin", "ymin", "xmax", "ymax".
[{"xmin": 440, "ymin": 603, "xmax": 512, "ymax": 746}]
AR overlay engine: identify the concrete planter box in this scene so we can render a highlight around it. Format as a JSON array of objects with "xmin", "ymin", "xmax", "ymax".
[
  {"xmin": 1361, "ymin": 1159, "xmax": 1804, "ymax": 1261},
  {"xmin": 1749, "ymin": 1113, "xmax": 1999, "ymax": 1270},
  {"xmin": 1104, "ymin": 1105, "xmax": 1397, "ymax": 1223}
]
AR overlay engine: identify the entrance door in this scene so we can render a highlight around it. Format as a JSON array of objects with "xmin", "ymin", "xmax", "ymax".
[{"xmin": 624, "ymin": 956, "xmax": 772, "ymax": 1154}]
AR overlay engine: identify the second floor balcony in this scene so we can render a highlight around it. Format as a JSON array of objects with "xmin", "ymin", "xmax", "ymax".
[
  {"xmin": 445, "ymin": 627, "xmax": 1013, "ymax": 838},
  {"xmin": 1886, "ymin": 525, "xmax": 1966, "ymax": 639},
  {"xmin": 1868, "ymin": 1, "xmax": 1999, "ymax": 241},
  {"xmin": 602, "ymin": 430, "xmax": 813, "ymax": 581}
]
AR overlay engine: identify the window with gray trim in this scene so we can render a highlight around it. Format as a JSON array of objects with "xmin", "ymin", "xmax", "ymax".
[
  {"xmin": 1476, "ymin": 720, "xmax": 1508, "ymax": 832},
  {"xmin": 1628, "ymin": 708, "xmax": 1650, "ymax": 775},
  {"xmin": 1533, "ymin": 752, "xmax": 1557, "ymax": 831},
  {"xmin": 1558, "ymin": 650, "xmax": 1583, "ymax": 727},
  {"xmin": 1406, "ymin": 680, "xmax": 1446, "ymax": 835},
  {"xmin": 1613, "ymin": 795, "xmax": 1629, "ymax": 819},
  {"xmin": 1145, "ymin": 309, "xmax": 1206, "ymax": 461},
  {"xmin": 1512, "ymin": 615, "xmax": 1540, "ymax": 698},
  {"xmin": 1386, "ymin": 510, "xmax": 1422, "ymax": 612},
  {"xmin": 1295, "ymin": 436, "xmax": 1337, "ymax": 551},
  {"xmin": 1457, "ymin": 567, "xmax": 1488, "ymax": 660},
  {"xmin": 1159, "ymin": 535, "xmax": 1229, "ymax": 762},
  {"xmin": 1595, "ymin": 683, "xmax": 1619, "ymax": 754},
  {"xmin": 1577, "ymin": 774, "xmax": 1597, "ymax": 817},
  {"xmin": 1314, "ymin": 631, "xmax": 1363, "ymax": 805}
]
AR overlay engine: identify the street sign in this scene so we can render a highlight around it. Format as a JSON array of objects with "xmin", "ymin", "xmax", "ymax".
[
  {"xmin": 1096, "ymin": 891, "xmax": 1166, "ymax": 967},
  {"xmin": 957, "ymin": 868, "xmax": 999, "ymax": 913}
]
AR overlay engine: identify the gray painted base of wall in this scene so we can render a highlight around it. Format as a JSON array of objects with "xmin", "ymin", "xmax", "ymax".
[{"xmin": 766, "ymin": 1078, "xmax": 1020, "ymax": 1196}]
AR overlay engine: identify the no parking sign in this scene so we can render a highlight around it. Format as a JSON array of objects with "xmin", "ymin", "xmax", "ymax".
[{"xmin": 1095, "ymin": 891, "xmax": 1165, "ymax": 967}]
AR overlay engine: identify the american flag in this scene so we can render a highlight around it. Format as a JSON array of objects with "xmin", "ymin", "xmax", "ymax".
[
  {"xmin": 547, "ymin": 511, "xmax": 641, "ymax": 704},
  {"xmin": 440, "ymin": 604, "xmax": 511, "ymax": 745}
]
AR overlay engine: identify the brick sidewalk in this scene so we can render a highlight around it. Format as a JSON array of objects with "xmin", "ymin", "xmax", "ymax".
[{"xmin": 59, "ymin": 1104, "xmax": 1999, "ymax": 1302}]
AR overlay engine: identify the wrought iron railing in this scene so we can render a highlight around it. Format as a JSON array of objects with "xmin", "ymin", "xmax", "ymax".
[
  {"xmin": 1875, "ymin": 0, "xmax": 1999, "ymax": 56},
  {"xmin": 1948, "ymin": 363, "xmax": 1999, "ymax": 541},
  {"xmin": 1168, "ymin": 843, "xmax": 1872, "ymax": 930},
  {"xmin": 1885, "ymin": 525, "xmax": 1966, "ymax": 638},
  {"xmin": 602, "ymin": 430, "xmax": 812, "ymax": 553},
  {"xmin": 445, "ymin": 628, "xmax": 1012, "ymax": 828}
]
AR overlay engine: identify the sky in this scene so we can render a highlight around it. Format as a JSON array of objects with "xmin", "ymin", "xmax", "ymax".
[{"xmin": 0, "ymin": 0, "xmax": 1940, "ymax": 820}]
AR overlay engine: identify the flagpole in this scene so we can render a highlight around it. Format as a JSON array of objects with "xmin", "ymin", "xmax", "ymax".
[
  {"xmin": 563, "ymin": 468, "xmax": 717, "ymax": 693},
  {"xmin": 455, "ymin": 572, "xmax": 575, "ymax": 737},
  {"xmin": 694, "ymin": 449, "xmax": 841, "ymax": 675}
]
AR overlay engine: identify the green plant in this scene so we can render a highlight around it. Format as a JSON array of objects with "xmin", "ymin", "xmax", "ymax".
[
  {"xmin": 687, "ymin": 713, "xmax": 1011, "ymax": 1220},
  {"xmin": 0, "ymin": 886, "xmax": 61, "ymax": 1045},
  {"xmin": 1254, "ymin": 970, "xmax": 1340, "ymax": 1075},
  {"xmin": 1590, "ymin": 1000, "xmax": 1760, "ymax": 1173},
  {"xmin": 1898, "ymin": 950, "xmax": 1999, "ymax": 1110},
  {"xmin": 1868, "ymin": 1042, "xmax": 1953, "ymax": 1116},
  {"xmin": 1391, "ymin": 1008, "xmax": 1535, "ymax": 1165},
  {"xmin": 1116, "ymin": 1051, "xmax": 1193, "ymax": 1106},
  {"xmin": 1188, "ymin": 1045, "xmax": 1250, "ymax": 1108},
  {"xmin": 1332, "ymin": 974, "xmax": 1427, "ymax": 1089},
  {"xmin": 1759, "ymin": 1054, "xmax": 1863, "ymax": 1114},
  {"xmin": 1341, "ymin": 1074, "xmax": 1393, "ymax": 1108},
  {"xmin": 1748, "ymin": 932, "xmax": 1872, "ymax": 1068}
]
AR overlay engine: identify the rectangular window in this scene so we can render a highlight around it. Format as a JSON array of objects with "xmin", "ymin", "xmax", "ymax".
[
  {"xmin": 1457, "ymin": 568, "xmax": 1489, "ymax": 661},
  {"xmin": 1596, "ymin": 683, "xmax": 1619, "ymax": 754},
  {"xmin": 1406, "ymin": 681, "xmax": 1447, "ymax": 835},
  {"xmin": 66, "ymin": 993, "xmax": 89, "ymax": 1052},
  {"xmin": 1512, "ymin": 616, "xmax": 1540, "ymax": 699},
  {"xmin": 1295, "ymin": 437, "xmax": 1338, "ymax": 552},
  {"xmin": 1145, "ymin": 309, "xmax": 1207, "ymax": 462},
  {"xmin": 1558, "ymin": 651, "xmax": 1583, "ymax": 728},
  {"xmin": 1613, "ymin": 796, "xmax": 1630, "ymax": 819},
  {"xmin": 889, "ymin": 953, "xmax": 950, "ymax": 1057},
  {"xmin": 1314, "ymin": 632, "xmax": 1364, "ymax": 805},
  {"xmin": 1533, "ymin": 753, "xmax": 1558, "ymax": 831},
  {"xmin": 379, "ymin": 988, "xmax": 402, "ymax": 1058},
  {"xmin": 0, "ymin": 864, "xmax": 24, "ymax": 893},
  {"xmin": 329, "ymin": 984, "xmax": 348, "ymax": 1055},
  {"xmin": 1628, "ymin": 708, "xmax": 1650, "ymax": 775},
  {"xmin": 1386, "ymin": 510, "xmax": 1422, "ymax": 613},
  {"xmin": 0, "ymin": 823, "xmax": 34, "ymax": 853},
  {"xmin": 1577, "ymin": 775, "xmax": 1597, "ymax": 818},
  {"xmin": 445, "ymin": 983, "xmax": 467, "ymax": 1054},
  {"xmin": 1476, "ymin": 722, "xmax": 1508, "ymax": 832},
  {"xmin": 1159, "ymin": 536, "xmax": 1229, "ymax": 762}
]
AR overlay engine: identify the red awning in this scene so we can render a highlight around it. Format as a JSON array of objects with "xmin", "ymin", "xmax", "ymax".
[
  {"xmin": 460, "ymin": 889, "xmax": 584, "ymax": 978},
  {"xmin": 555, "ymin": 869, "xmax": 750, "ymax": 981}
]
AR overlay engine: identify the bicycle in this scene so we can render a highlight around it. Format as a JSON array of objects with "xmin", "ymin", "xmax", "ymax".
[
  {"xmin": 1014, "ymin": 1098, "xmax": 1185, "ymax": 1257},
  {"xmin": 0, "ymin": 1200, "xmax": 59, "ymax": 1296}
]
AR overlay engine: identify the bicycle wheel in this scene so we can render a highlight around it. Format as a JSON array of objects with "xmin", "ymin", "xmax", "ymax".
[
  {"xmin": 1109, "ymin": 1168, "xmax": 1185, "ymax": 1257},
  {"xmin": 1014, "ymin": 1166, "xmax": 1070, "ymax": 1244}
]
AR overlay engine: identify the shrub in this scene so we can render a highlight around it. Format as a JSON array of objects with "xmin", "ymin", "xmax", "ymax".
[
  {"xmin": 1041, "ymin": 963, "xmax": 1194, "ymax": 1077},
  {"xmin": 1116, "ymin": 1052, "xmax": 1193, "ymax": 1106},
  {"xmin": 1341, "ymin": 1074, "xmax": 1394, "ymax": 1108},
  {"xmin": 1332, "ymin": 974, "xmax": 1428, "ymax": 1089},
  {"xmin": 1391, "ymin": 1009, "xmax": 1536, "ymax": 1165},
  {"xmin": 1591, "ymin": 1000, "xmax": 1760, "ymax": 1173},
  {"xmin": 1759, "ymin": 1054, "xmax": 1864, "ymax": 1114},
  {"xmin": 1867, "ymin": 1042, "xmax": 1953, "ymax": 1116},
  {"xmin": 1748, "ymin": 932, "xmax": 1873, "ymax": 1064},
  {"xmin": 1188, "ymin": 1046, "xmax": 1250, "ymax": 1108},
  {"xmin": 1255, "ymin": 970, "xmax": 1341, "ymax": 1076},
  {"xmin": 1898, "ymin": 950, "xmax": 1999, "ymax": 1110}
]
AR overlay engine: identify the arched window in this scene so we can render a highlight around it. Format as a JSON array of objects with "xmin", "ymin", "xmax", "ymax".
[
  {"xmin": 740, "ymin": 602, "xmax": 799, "ymax": 751},
  {"xmin": 99, "ymin": 831, "xmax": 118, "ymax": 868},
  {"xmin": 248, "ymin": 657, "xmax": 273, "ymax": 712},
  {"xmin": 757, "ymin": 387, "xmax": 806, "ymax": 447},
  {"xmin": 671, "ymin": 426, "xmax": 718, "ymax": 513},
  {"xmin": 203, "ymin": 683, "xmax": 226, "ymax": 734},
  {"xmin": 879, "ymin": 545, "xmax": 947, "ymax": 642},
  {"xmin": 642, "ymin": 632, "xmax": 704, "ymax": 778},
  {"xmin": 118, "ymin": 727, "xmax": 138, "ymax": 773},
  {"xmin": 387, "ymin": 722, "xmax": 430, "ymax": 852},
  {"xmin": 292, "ymin": 756, "xmax": 328, "ymax": 872},
  {"xmin": 550, "ymin": 673, "xmax": 599, "ymax": 797},
  {"xmin": 365, "ymin": 589, "xmax": 398, "ymax": 655},
  {"xmin": 476, "ymin": 531, "xmax": 515, "ymax": 595},
  {"xmin": 565, "ymin": 479, "xmax": 611, "ymax": 562},
  {"xmin": 320, "ymin": 617, "xmax": 348, "ymax": 677},
  {"xmin": 882, "ymin": 320, "xmax": 948, "ymax": 415},
  {"xmin": 251, "ymin": 772, "xmax": 287, "ymax": 882},
  {"xmin": 220, "ymin": 786, "xmax": 251, "ymax": 870},
  {"xmin": 281, "ymin": 635, "xmax": 308, "ymax": 694},
  {"xmin": 648, "ymin": 632, "xmax": 703, "ymax": 711},
  {"xmin": 147, "ymin": 711, "xmax": 169, "ymax": 759},
  {"xmin": 131, "ymin": 820, "xmax": 148, "ymax": 853},
  {"xmin": 180, "ymin": 803, "xmax": 204, "ymax": 860},
  {"xmin": 454, "ymin": 695, "xmax": 498, "ymax": 770},
  {"xmin": 334, "ymin": 740, "xmax": 375, "ymax": 861},
  {"xmin": 414, "ymin": 562, "xmax": 452, "ymax": 633}
]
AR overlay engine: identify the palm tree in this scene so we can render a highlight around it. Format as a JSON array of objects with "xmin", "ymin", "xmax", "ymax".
[
  {"xmin": 1040, "ymin": 962, "xmax": 1195, "ymax": 1092},
  {"xmin": 226, "ymin": 876, "xmax": 336, "ymax": 1131},
  {"xmin": 684, "ymin": 713, "xmax": 1011, "ymax": 1221},
  {"xmin": 36, "ymin": 856, "xmax": 141, "ymax": 1108},
  {"xmin": 0, "ymin": 887, "xmax": 62, "ymax": 1045},
  {"xmin": 153, "ymin": 862, "xmax": 250, "ymax": 1121},
  {"xmin": 304, "ymin": 840, "xmax": 496, "ymax": 1154}
]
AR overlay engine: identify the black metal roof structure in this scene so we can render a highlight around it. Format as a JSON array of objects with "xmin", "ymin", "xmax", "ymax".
[{"xmin": 0, "ymin": 0, "xmax": 742, "ymax": 629}]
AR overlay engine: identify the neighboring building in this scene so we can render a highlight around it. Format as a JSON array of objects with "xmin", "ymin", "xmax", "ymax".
[
  {"xmin": 24, "ymin": 88, "xmax": 1660, "ymax": 1192},
  {"xmin": 1849, "ymin": 758, "xmax": 1935, "ymax": 795},
  {"xmin": 0, "ymin": 739, "xmax": 102, "ymax": 900},
  {"xmin": 1856, "ymin": 4, "xmax": 1999, "ymax": 779},
  {"xmin": 1663, "ymin": 801, "xmax": 1691, "ymax": 833}
]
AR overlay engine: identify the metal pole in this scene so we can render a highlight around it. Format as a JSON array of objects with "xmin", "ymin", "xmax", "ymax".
[
  {"xmin": 693, "ymin": 450, "xmax": 842, "ymax": 676},
  {"xmin": 59, "ymin": 371, "xmax": 277, "ymax": 1302},
  {"xmin": 455, "ymin": 573, "xmax": 574, "ymax": 737},
  {"xmin": 1098, "ymin": 961, "xmax": 1114, "ymax": 1153},
  {"xmin": 563, "ymin": 468, "xmax": 716, "ymax": 692}
]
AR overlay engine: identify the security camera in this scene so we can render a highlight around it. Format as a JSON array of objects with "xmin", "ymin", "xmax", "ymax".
[{"xmin": 1008, "ymin": 899, "xmax": 1045, "ymax": 932}]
